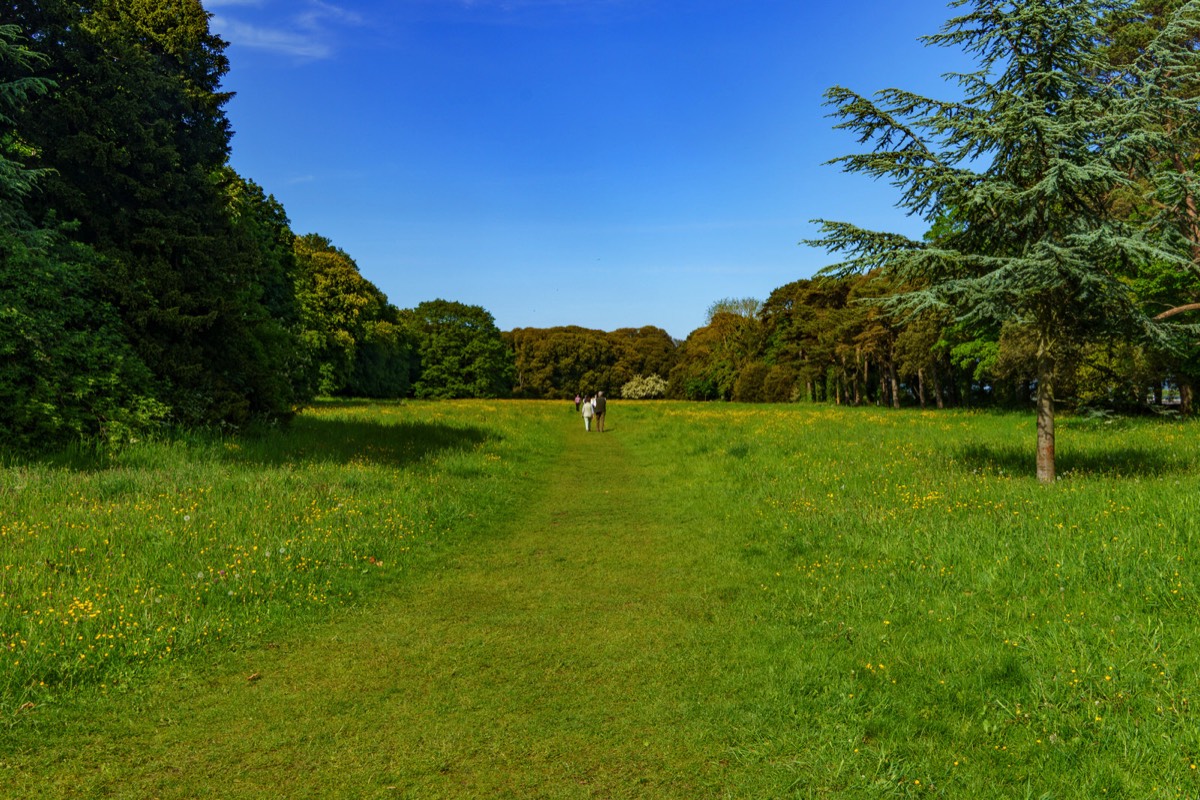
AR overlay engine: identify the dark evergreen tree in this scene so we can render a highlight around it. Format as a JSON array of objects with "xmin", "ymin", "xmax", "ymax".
[
  {"xmin": 217, "ymin": 169, "xmax": 312, "ymax": 417},
  {"xmin": 809, "ymin": 0, "xmax": 1200, "ymax": 481},
  {"xmin": 0, "ymin": 22, "xmax": 49, "ymax": 226},
  {"xmin": 1, "ymin": 23, "xmax": 158, "ymax": 448},
  {"xmin": 10, "ymin": 0, "xmax": 300, "ymax": 426}
]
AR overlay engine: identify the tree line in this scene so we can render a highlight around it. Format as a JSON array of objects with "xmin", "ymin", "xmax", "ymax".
[
  {"xmin": 1, "ymin": 2, "xmax": 517, "ymax": 450},
  {"xmin": 3, "ymin": 0, "xmax": 1199, "ymax": 476},
  {"xmin": 472, "ymin": 0, "xmax": 1200, "ymax": 490}
]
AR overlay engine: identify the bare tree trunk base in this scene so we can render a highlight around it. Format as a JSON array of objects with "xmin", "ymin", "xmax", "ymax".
[{"xmin": 1036, "ymin": 354, "xmax": 1055, "ymax": 484}]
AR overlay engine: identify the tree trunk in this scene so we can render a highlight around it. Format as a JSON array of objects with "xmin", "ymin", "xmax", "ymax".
[
  {"xmin": 1182, "ymin": 383, "xmax": 1194, "ymax": 416},
  {"xmin": 889, "ymin": 360, "xmax": 900, "ymax": 409},
  {"xmin": 1036, "ymin": 344, "xmax": 1056, "ymax": 484},
  {"xmin": 859, "ymin": 356, "xmax": 867, "ymax": 406},
  {"xmin": 934, "ymin": 366, "xmax": 945, "ymax": 409},
  {"xmin": 918, "ymin": 368, "xmax": 927, "ymax": 409}
]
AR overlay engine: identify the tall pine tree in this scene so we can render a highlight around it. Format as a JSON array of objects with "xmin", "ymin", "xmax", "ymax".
[{"xmin": 810, "ymin": 0, "xmax": 1200, "ymax": 482}]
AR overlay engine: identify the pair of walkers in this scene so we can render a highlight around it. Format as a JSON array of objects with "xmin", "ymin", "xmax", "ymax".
[{"xmin": 581, "ymin": 391, "xmax": 607, "ymax": 432}]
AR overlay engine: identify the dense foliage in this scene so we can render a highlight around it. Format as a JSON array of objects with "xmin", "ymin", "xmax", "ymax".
[
  {"xmin": 1, "ymin": 23, "xmax": 157, "ymax": 447},
  {"xmin": 292, "ymin": 234, "xmax": 415, "ymax": 399},
  {"xmin": 404, "ymin": 300, "xmax": 514, "ymax": 399},
  {"xmin": 505, "ymin": 325, "xmax": 677, "ymax": 399},
  {"xmin": 2, "ymin": 1, "xmax": 309, "ymax": 439},
  {"xmin": 3, "ymin": 0, "xmax": 1198, "ymax": 456}
]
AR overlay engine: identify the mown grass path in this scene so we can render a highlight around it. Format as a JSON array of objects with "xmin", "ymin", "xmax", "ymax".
[{"xmin": 9, "ymin": 414, "xmax": 733, "ymax": 799}]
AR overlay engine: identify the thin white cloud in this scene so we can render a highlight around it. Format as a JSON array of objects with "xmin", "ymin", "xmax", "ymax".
[
  {"xmin": 296, "ymin": 0, "xmax": 364, "ymax": 29},
  {"xmin": 210, "ymin": 1, "xmax": 364, "ymax": 60},
  {"xmin": 435, "ymin": 0, "xmax": 643, "ymax": 27},
  {"xmin": 212, "ymin": 15, "xmax": 333, "ymax": 58}
]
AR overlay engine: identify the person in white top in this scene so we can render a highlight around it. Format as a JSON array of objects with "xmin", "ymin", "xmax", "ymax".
[{"xmin": 582, "ymin": 394, "xmax": 595, "ymax": 431}]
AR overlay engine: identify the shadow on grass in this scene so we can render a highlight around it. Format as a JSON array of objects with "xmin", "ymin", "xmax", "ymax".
[
  {"xmin": 7, "ymin": 407, "xmax": 494, "ymax": 472},
  {"xmin": 955, "ymin": 443, "xmax": 1181, "ymax": 479},
  {"xmin": 226, "ymin": 416, "xmax": 494, "ymax": 469}
]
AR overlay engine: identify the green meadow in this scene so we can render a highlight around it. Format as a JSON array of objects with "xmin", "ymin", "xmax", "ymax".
[{"xmin": 3, "ymin": 400, "xmax": 1200, "ymax": 798}]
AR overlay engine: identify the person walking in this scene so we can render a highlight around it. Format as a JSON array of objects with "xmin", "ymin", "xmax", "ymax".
[
  {"xmin": 594, "ymin": 391, "xmax": 607, "ymax": 433},
  {"xmin": 574, "ymin": 393, "xmax": 582, "ymax": 412},
  {"xmin": 582, "ymin": 394, "xmax": 594, "ymax": 431}
]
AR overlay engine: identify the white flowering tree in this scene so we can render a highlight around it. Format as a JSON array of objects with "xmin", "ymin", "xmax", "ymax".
[{"xmin": 621, "ymin": 374, "xmax": 669, "ymax": 400}]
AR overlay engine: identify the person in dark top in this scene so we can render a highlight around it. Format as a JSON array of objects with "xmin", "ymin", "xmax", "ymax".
[{"xmin": 594, "ymin": 391, "xmax": 607, "ymax": 433}]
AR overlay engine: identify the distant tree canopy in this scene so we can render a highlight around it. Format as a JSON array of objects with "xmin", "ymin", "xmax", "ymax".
[
  {"xmin": 505, "ymin": 326, "xmax": 678, "ymax": 399},
  {"xmin": 706, "ymin": 297, "xmax": 762, "ymax": 322},
  {"xmin": 404, "ymin": 300, "xmax": 514, "ymax": 399},
  {"xmin": 292, "ymin": 234, "xmax": 415, "ymax": 399}
]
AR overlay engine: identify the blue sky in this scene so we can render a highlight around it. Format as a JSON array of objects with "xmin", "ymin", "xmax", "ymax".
[{"xmin": 205, "ymin": 0, "xmax": 966, "ymax": 339}]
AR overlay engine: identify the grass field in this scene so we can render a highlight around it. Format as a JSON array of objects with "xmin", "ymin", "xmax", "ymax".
[{"xmin": 2, "ymin": 400, "xmax": 1199, "ymax": 798}]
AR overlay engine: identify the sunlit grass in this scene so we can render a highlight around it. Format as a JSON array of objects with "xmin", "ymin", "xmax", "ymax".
[
  {"xmin": 0, "ymin": 400, "xmax": 560, "ymax": 712},
  {"xmin": 616, "ymin": 402, "xmax": 1200, "ymax": 798},
  {"xmin": 4, "ymin": 400, "xmax": 1200, "ymax": 798}
]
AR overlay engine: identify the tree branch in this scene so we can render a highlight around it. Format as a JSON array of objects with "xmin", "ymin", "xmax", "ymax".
[{"xmin": 1154, "ymin": 303, "xmax": 1200, "ymax": 320}]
